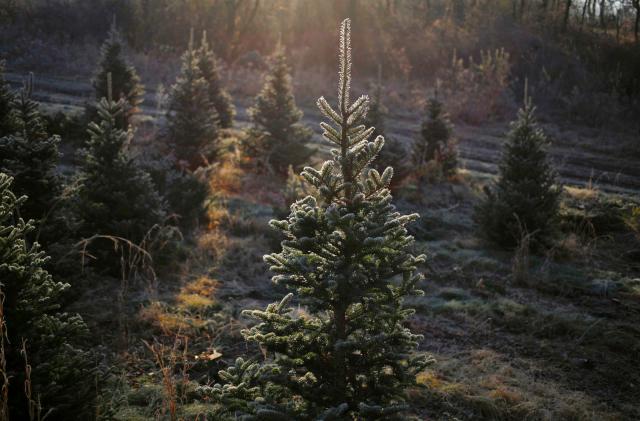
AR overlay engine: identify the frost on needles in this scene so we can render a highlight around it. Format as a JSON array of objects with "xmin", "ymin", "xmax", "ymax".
[{"xmin": 202, "ymin": 18, "xmax": 433, "ymax": 420}]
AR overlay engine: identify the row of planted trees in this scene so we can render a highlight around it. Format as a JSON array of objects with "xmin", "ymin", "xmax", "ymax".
[
  {"xmin": 0, "ymin": 24, "xmax": 226, "ymax": 419},
  {"xmin": 0, "ymin": 16, "xmax": 562, "ymax": 420}
]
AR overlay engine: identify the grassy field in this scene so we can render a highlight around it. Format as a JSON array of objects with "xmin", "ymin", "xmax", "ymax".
[
  {"xmin": 8, "ymin": 69, "xmax": 639, "ymax": 420},
  {"xmin": 61, "ymin": 138, "xmax": 639, "ymax": 419}
]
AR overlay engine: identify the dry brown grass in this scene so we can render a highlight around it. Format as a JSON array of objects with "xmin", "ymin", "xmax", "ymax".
[
  {"xmin": 565, "ymin": 185, "xmax": 598, "ymax": 202},
  {"xmin": 417, "ymin": 349, "xmax": 613, "ymax": 420},
  {"xmin": 512, "ymin": 231, "xmax": 531, "ymax": 286},
  {"xmin": 208, "ymin": 159, "xmax": 244, "ymax": 197},
  {"xmin": 143, "ymin": 335, "xmax": 192, "ymax": 421},
  {"xmin": 140, "ymin": 302, "xmax": 197, "ymax": 335},
  {"xmin": 176, "ymin": 277, "xmax": 220, "ymax": 312},
  {"xmin": 0, "ymin": 289, "xmax": 8, "ymax": 420}
]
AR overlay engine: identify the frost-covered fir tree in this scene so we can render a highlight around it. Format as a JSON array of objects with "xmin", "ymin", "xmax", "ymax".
[
  {"xmin": 0, "ymin": 173, "xmax": 96, "ymax": 420},
  {"xmin": 92, "ymin": 20, "xmax": 144, "ymax": 129},
  {"xmin": 0, "ymin": 61, "xmax": 15, "ymax": 136},
  {"xmin": 76, "ymin": 89, "xmax": 165, "ymax": 248},
  {"xmin": 196, "ymin": 31, "xmax": 235, "ymax": 128},
  {"xmin": 204, "ymin": 19, "xmax": 431, "ymax": 419},
  {"xmin": 166, "ymin": 33, "xmax": 219, "ymax": 168},
  {"xmin": 414, "ymin": 95, "xmax": 458, "ymax": 177},
  {"xmin": 474, "ymin": 95, "xmax": 561, "ymax": 249},
  {"xmin": 0, "ymin": 74, "xmax": 61, "ymax": 223},
  {"xmin": 365, "ymin": 73, "xmax": 410, "ymax": 188},
  {"xmin": 243, "ymin": 44, "xmax": 313, "ymax": 174}
]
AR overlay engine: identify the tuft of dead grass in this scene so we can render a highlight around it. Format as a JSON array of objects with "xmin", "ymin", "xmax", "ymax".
[
  {"xmin": 139, "ymin": 302, "xmax": 199, "ymax": 335},
  {"xmin": 565, "ymin": 185, "xmax": 598, "ymax": 202},
  {"xmin": 176, "ymin": 277, "xmax": 220, "ymax": 312}
]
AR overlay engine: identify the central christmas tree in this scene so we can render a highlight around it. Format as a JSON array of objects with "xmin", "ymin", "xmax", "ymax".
[{"xmin": 207, "ymin": 19, "xmax": 431, "ymax": 419}]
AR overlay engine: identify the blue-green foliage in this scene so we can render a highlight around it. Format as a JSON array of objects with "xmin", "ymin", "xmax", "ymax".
[
  {"xmin": 0, "ymin": 74, "xmax": 61, "ymax": 224},
  {"xmin": 75, "ymin": 97, "xmax": 165, "ymax": 247},
  {"xmin": 202, "ymin": 19, "xmax": 432, "ymax": 420},
  {"xmin": 475, "ymin": 99, "xmax": 561, "ymax": 249},
  {"xmin": 0, "ymin": 173, "xmax": 97, "ymax": 420}
]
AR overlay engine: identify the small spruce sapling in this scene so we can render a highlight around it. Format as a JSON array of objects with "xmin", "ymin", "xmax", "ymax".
[
  {"xmin": 204, "ymin": 19, "xmax": 432, "ymax": 419},
  {"xmin": 196, "ymin": 31, "xmax": 235, "ymax": 128},
  {"xmin": 414, "ymin": 94, "xmax": 458, "ymax": 178},
  {"xmin": 243, "ymin": 44, "xmax": 313, "ymax": 175},
  {"xmin": 0, "ymin": 61, "xmax": 15, "ymax": 136},
  {"xmin": 474, "ymin": 92, "xmax": 561, "ymax": 249},
  {"xmin": 166, "ymin": 31, "xmax": 219, "ymax": 168},
  {"xmin": 92, "ymin": 20, "xmax": 144, "ymax": 130},
  {"xmin": 76, "ymin": 79, "xmax": 165, "ymax": 250},
  {"xmin": 0, "ymin": 74, "xmax": 61, "ymax": 224}
]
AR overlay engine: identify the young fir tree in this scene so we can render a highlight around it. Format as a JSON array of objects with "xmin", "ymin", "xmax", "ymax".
[
  {"xmin": 137, "ymin": 149, "xmax": 208, "ymax": 231},
  {"xmin": 474, "ymin": 95, "xmax": 561, "ymax": 249},
  {"xmin": 92, "ymin": 20, "xmax": 144, "ymax": 129},
  {"xmin": 166, "ymin": 33, "xmax": 219, "ymax": 168},
  {"xmin": 243, "ymin": 44, "xmax": 313, "ymax": 174},
  {"xmin": 365, "ymin": 74, "xmax": 410, "ymax": 188},
  {"xmin": 0, "ymin": 74, "xmax": 61, "ymax": 224},
  {"xmin": 76, "ymin": 87, "xmax": 165, "ymax": 248},
  {"xmin": 196, "ymin": 30, "xmax": 235, "ymax": 128},
  {"xmin": 413, "ymin": 95, "xmax": 458, "ymax": 177},
  {"xmin": 0, "ymin": 61, "xmax": 16, "ymax": 136},
  {"xmin": 204, "ymin": 19, "xmax": 431, "ymax": 419},
  {"xmin": 0, "ymin": 173, "xmax": 96, "ymax": 420}
]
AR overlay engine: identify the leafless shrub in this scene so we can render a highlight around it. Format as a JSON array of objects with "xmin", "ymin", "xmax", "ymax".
[{"xmin": 439, "ymin": 48, "xmax": 514, "ymax": 124}]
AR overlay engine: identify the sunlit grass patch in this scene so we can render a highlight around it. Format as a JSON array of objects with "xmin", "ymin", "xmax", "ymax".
[
  {"xmin": 209, "ymin": 159, "xmax": 244, "ymax": 195},
  {"xmin": 206, "ymin": 205, "xmax": 232, "ymax": 230},
  {"xmin": 182, "ymin": 276, "xmax": 220, "ymax": 297},
  {"xmin": 176, "ymin": 276, "xmax": 220, "ymax": 312},
  {"xmin": 196, "ymin": 229, "xmax": 230, "ymax": 262},
  {"xmin": 176, "ymin": 293, "xmax": 215, "ymax": 312},
  {"xmin": 139, "ymin": 301, "xmax": 207, "ymax": 334}
]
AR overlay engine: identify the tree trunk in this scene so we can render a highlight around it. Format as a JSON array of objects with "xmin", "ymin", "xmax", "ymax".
[
  {"xmin": 580, "ymin": 0, "xmax": 589, "ymax": 26},
  {"xmin": 634, "ymin": 1, "xmax": 640, "ymax": 44},
  {"xmin": 562, "ymin": 0, "xmax": 572, "ymax": 31},
  {"xmin": 636, "ymin": 6, "xmax": 640, "ymax": 44}
]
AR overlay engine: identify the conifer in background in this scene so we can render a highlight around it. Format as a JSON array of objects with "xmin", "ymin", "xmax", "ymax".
[
  {"xmin": 0, "ymin": 173, "xmax": 96, "ymax": 420},
  {"xmin": 365, "ymin": 72, "xmax": 411, "ymax": 188},
  {"xmin": 92, "ymin": 20, "xmax": 144, "ymax": 130},
  {"xmin": 413, "ymin": 95, "xmax": 458, "ymax": 178},
  {"xmin": 138, "ymin": 150, "xmax": 208, "ymax": 231},
  {"xmin": 474, "ymin": 94, "xmax": 561, "ymax": 249},
  {"xmin": 204, "ymin": 19, "xmax": 431, "ymax": 419},
  {"xmin": 0, "ymin": 61, "xmax": 15, "ymax": 136},
  {"xmin": 75, "ymin": 88, "xmax": 165, "ymax": 248},
  {"xmin": 242, "ymin": 44, "xmax": 313, "ymax": 174},
  {"xmin": 166, "ymin": 33, "xmax": 219, "ymax": 168},
  {"xmin": 196, "ymin": 31, "xmax": 235, "ymax": 128},
  {"xmin": 0, "ymin": 74, "xmax": 61, "ymax": 224}
]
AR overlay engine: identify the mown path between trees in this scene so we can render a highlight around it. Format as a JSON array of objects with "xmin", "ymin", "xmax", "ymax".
[{"xmin": 8, "ymin": 72, "xmax": 640, "ymax": 195}]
